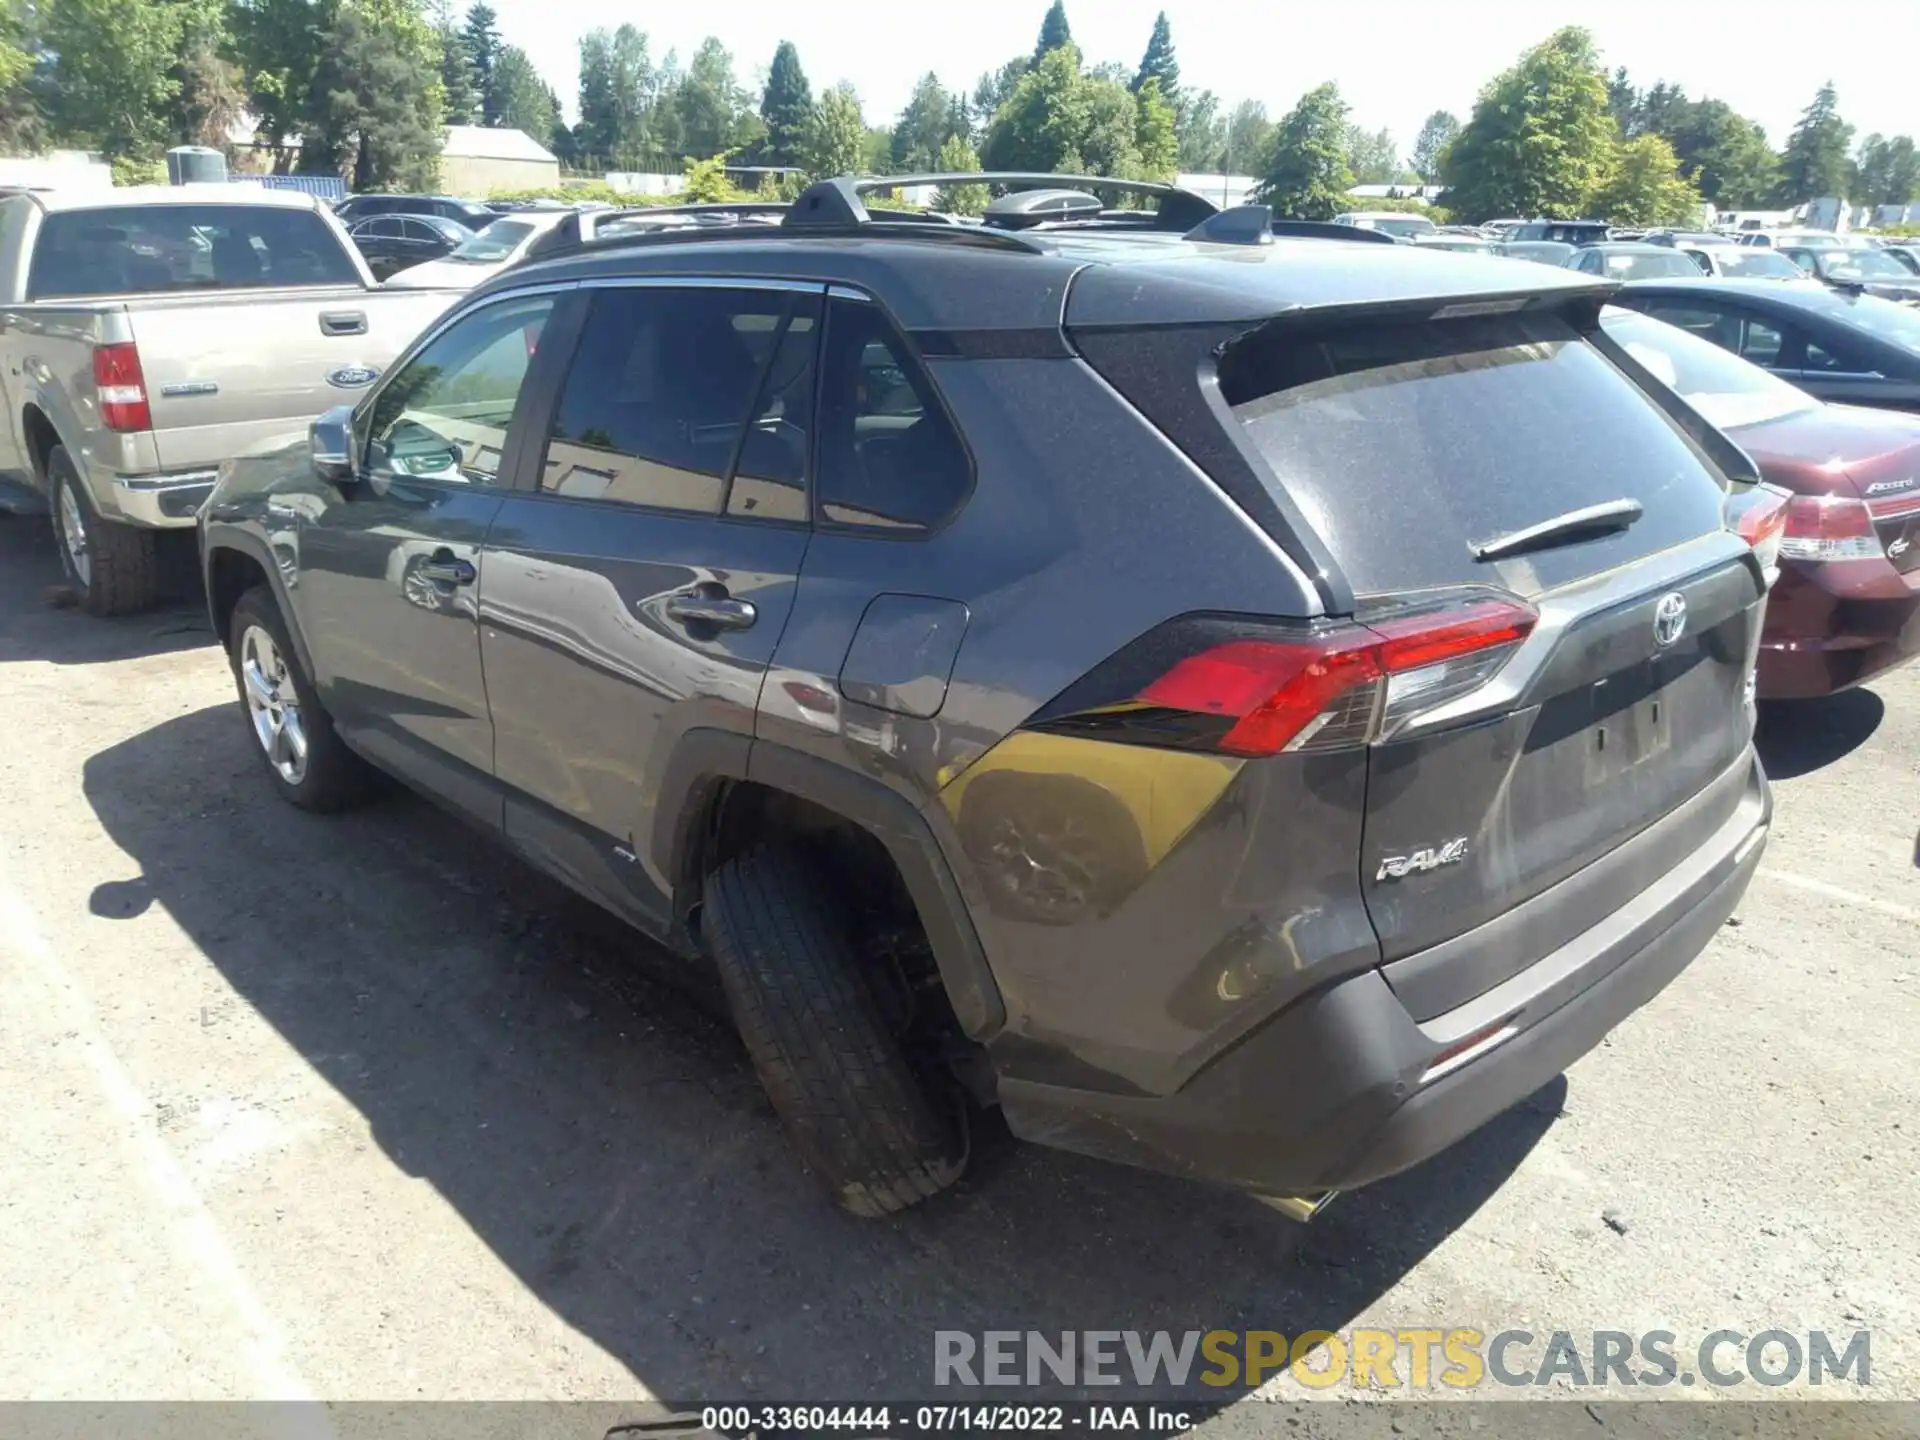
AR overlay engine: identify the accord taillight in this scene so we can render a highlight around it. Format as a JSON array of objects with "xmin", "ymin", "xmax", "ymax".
[{"xmin": 1780, "ymin": 494, "xmax": 1885, "ymax": 562}]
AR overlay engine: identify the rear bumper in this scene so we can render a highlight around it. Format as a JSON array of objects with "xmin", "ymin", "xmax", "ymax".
[
  {"xmin": 1757, "ymin": 559, "xmax": 1920, "ymax": 699},
  {"xmin": 109, "ymin": 471, "xmax": 220, "ymax": 528},
  {"xmin": 996, "ymin": 751, "xmax": 1770, "ymax": 1198}
]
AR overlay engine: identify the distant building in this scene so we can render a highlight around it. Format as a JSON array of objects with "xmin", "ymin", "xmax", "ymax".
[
  {"xmin": 1344, "ymin": 183, "xmax": 1446, "ymax": 203},
  {"xmin": 440, "ymin": 126, "xmax": 559, "ymax": 195}
]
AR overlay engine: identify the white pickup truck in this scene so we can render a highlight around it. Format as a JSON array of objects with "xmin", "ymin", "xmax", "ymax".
[{"xmin": 0, "ymin": 184, "xmax": 460, "ymax": 614}]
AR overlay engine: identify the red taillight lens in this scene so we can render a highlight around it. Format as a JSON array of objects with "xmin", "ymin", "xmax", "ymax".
[
  {"xmin": 1780, "ymin": 493, "xmax": 1882, "ymax": 562},
  {"xmin": 92, "ymin": 343, "xmax": 151, "ymax": 432},
  {"xmin": 1130, "ymin": 598, "xmax": 1538, "ymax": 757},
  {"xmin": 1728, "ymin": 486, "xmax": 1791, "ymax": 576}
]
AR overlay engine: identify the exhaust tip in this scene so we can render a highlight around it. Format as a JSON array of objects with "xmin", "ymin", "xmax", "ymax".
[{"xmin": 1260, "ymin": 1190, "xmax": 1340, "ymax": 1223}]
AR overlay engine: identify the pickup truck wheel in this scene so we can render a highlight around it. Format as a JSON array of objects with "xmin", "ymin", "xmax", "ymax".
[
  {"xmin": 228, "ymin": 587, "xmax": 373, "ymax": 812},
  {"xmin": 48, "ymin": 446, "xmax": 160, "ymax": 617},
  {"xmin": 702, "ymin": 844, "xmax": 968, "ymax": 1217}
]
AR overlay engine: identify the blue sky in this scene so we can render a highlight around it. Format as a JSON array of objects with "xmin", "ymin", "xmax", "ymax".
[{"xmin": 489, "ymin": 0, "xmax": 1912, "ymax": 160}]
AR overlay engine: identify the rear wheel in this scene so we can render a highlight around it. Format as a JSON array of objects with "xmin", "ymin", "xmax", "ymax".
[
  {"xmin": 702, "ymin": 844, "xmax": 968, "ymax": 1217},
  {"xmin": 227, "ymin": 586, "xmax": 374, "ymax": 812},
  {"xmin": 48, "ymin": 445, "xmax": 160, "ymax": 617}
]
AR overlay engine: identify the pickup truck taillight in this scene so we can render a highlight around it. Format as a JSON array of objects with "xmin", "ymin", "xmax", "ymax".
[{"xmin": 92, "ymin": 343, "xmax": 152, "ymax": 432}]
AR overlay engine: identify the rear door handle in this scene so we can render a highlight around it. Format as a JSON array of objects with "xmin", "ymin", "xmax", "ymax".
[
  {"xmin": 664, "ymin": 590, "xmax": 757, "ymax": 631},
  {"xmin": 320, "ymin": 310, "xmax": 368, "ymax": 337},
  {"xmin": 418, "ymin": 554, "xmax": 475, "ymax": 586}
]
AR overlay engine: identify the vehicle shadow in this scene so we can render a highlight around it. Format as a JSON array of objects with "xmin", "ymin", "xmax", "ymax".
[
  {"xmin": 0, "ymin": 513, "xmax": 211, "ymax": 665},
  {"xmin": 1756, "ymin": 688, "xmax": 1887, "ymax": 781},
  {"xmin": 83, "ymin": 702, "xmax": 1561, "ymax": 1406}
]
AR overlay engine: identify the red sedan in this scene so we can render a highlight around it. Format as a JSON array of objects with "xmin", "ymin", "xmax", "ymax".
[{"xmin": 1605, "ymin": 308, "xmax": 1920, "ymax": 699}]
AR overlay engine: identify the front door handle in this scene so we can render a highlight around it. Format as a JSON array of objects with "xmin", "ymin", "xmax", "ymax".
[
  {"xmin": 418, "ymin": 553, "xmax": 475, "ymax": 586},
  {"xmin": 320, "ymin": 310, "xmax": 368, "ymax": 337},
  {"xmin": 665, "ymin": 589, "xmax": 757, "ymax": 631}
]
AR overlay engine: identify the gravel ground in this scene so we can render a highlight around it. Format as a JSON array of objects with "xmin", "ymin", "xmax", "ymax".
[{"xmin": 0, "ymin": 512, "xmax": 1915, "ymax": 1431}]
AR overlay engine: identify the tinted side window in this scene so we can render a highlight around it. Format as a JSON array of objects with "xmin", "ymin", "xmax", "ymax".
[
  {"xmin": 365, "ymin": 294, "xmax": 554, "ymax": 485},
  {"xmin": 1736, "ymin": 317, "xmax": 1785, "ymax": 367},
  {"xmin": 540, "ymin": 286, "xmax": 811, "ymax": 516},
  {"xmin": 814, "ymin": 299, "xmax": 971, "ymax": 533},
  {"xmin": 1804, "ymin": 333, "xmax": 1874, "ymax": 373}
]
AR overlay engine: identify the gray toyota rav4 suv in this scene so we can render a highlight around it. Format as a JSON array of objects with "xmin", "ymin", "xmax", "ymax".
[{"xmin": 199, "ymin": 175, "xmax": 1781, "ymax": 1219}]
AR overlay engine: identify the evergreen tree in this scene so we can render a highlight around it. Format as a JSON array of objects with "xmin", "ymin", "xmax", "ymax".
[
  {"xmin": 890, "ymin": 72, "xmax": 953, "ymax": 172},
  {"xmin": 758, "ymin": 41, "xmax": 813, "ymax": 167},
  {"xmin": 1411, "ymin": 110, "xmax": 1459, "ymax": 183},
  {"xmin": 490, "ymin": 45, "xmax": 556, "ymax": 141},
  {"xmin": 1778, "ymin": 83, "xmax": 1855, "ymax": 202},
  {"xmin": 1132, "ymin": 12, "xmax": 1178, "ymax": 107},
  {"xmin": 1133, "ymin": 76, "xmax": 1177, "ymax": 181},
  {"xmin": 436, "ymin": 0, "xmax": 479, "ymax": 127},
  {"xmin": 801, "ymin": 82, "xmax": 866, "ymax": 178},
  {"xmin": 1032, "ymin": 1, "xmax": 1071, "ymax": 65},
  {"xmin": 463, "ymin": 3, "xmax": 502, "ymax": 125},
  {"xmin": 305, "ymin": 2, "xmax": 442, "ymax": 190}
]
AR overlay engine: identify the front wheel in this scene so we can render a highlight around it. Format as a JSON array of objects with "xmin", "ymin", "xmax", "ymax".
[
  {"xmin": 48, "ymin": 445, "xmax": 160, "ymax": 616},
  {"xmin": 227, "ymin": 586, "xmax": 374, "ymax": 812}
]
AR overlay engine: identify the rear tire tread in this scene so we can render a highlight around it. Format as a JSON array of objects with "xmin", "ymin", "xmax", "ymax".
[
  {"xmin": 703, "ymin": 845, "xmax": 966, "ymax": 1217},
  {"xmin": 49, "ymin": 446, "xmax": 160, "ymax": 617}
]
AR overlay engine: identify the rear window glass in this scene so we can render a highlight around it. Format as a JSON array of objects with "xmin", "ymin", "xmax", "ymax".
[
  {"xmin": 1220, "ymin": 311, "xmax": 1728, "ymax": 598},
  {"xmin": 28, "ymin": 204, "xmax": 359, "ymax": 299}
]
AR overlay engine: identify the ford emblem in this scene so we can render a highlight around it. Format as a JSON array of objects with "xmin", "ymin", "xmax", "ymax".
[{"xmin": 327, "ymin": 365, "xmax": 380, "ymax": 389}]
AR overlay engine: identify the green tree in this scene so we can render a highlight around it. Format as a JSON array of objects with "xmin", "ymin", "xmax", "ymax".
[
  {"xmin": 1665, "ymin": 99, "xmax": 1779, "ymax": 208},
  {"xmin": 758, "ymin": 40, "xmax": 812, "ymax": 168},
  {"xmin": 1223, "ymin": 98, "xmax": 1272, "ymax": 174},
  {"xmin": 1411, "ymin": 110, "xmax": 1459, "ymax": 182},
  {"xmin": 489, "ymin": 44, "xmax": 555, "ymax": 140},
  {"xmin": 434, "ymin": 0, "xmax": 478, "ymax": 125},
  {"xmin": 1176, "ymin": 88, "xmax": 1224, "ymax": 170},
  {"xmin": 1132, "ymin": 11, "xmax": 1178, "ymax": 106},
  {"xmin": 1032, "ymin": 0, "xmax": 1071, "ymax": 65},
  {"xmin": 862, "ymin": 124, "xmax": 892, "ymax": 174},
  {"xmin": 575, "ymin": 25, "xmax": 655, "ymax": 166},
  {"xmin": 1606, "ymin": 68, "xmax": 1638, "ymax": 137},
  {"xmin": 231, "ymin": 0, "xmax": 325, "ymax": 162},
  {"xmin": 801, "ymin": 81, "xmax": 866, "ymax": 178},
  {"xmin": 1851, "ymin": 134, "xmax": 1918, "ymax": 207},
  {"xmin": 980, "ymin": 43, "xmax": 1143, "ymax": 179},
  {"xmin": 890, "ymin": 70, "xmax": 952, "ymax": 171},
  {"xmin": 40, "ymin": 0, "xmax": 183, "ymax": 158},
  {"xmin": 1440, "ymin": 27, "xmax": 1617, "ymax": 223},
  {"xmin": 462, "ymin": 2, "xmax": 500, "ymax": 124},
  {"xmin": 668, "ymin": 37, "xmax": 751, "ymax": 159},
  {"xmin": 1133, "ymin": 76, "xmax": 1177, "ymax": 181},
  {"xmin": 1777, "ymin": 82, "xmax": 1853, "ymax": 202},
  {"xmin": 168, "ymin": 0, "xmax": 247, "ymax": 150},
  {"xmin": 304, "ymin": 0, "xmax": 442, "ymax": 190},
  {"xmin": 0, "ymin": 0, "xmax": 40, "ymax": 153},
  {"xmin": 1589, "ymin": 133, "xmax": 1702, "ymax": 225},
  {"xmin": 1257, "ymin": 83, "xmax": 1352, "ymax": 219},
  {"xmin": 934, "ymin": 133, "xmax": 987, "ymax": 214},
  {"xmin": 972, "ymin": 57, "xmax": 1027, "ymax": 126},
  {"xmin": 1345, "ymin": 123, "xmax": 1399, "ymax": 184}
]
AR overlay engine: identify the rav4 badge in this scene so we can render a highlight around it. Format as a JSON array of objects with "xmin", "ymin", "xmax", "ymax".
[{"xmin": 1377, "ymin": 837, "xmax": 1470, "ymax": 882}]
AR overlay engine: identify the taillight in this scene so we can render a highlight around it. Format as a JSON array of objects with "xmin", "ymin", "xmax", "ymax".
[
  {"xmin": 1040, "ymin": 599, "xmax": 1538, "ymax": 758},
  {"xmin": 1728, "ymin": 485, "xmax": 1791, "ymax": 578},
  {"xmin": 92, "ymin": 343, "xmax": 152, "ymax": 432},
  {"xmin": 1780, "ymin": 493, "xmax": 1884, "ymax": 562}
]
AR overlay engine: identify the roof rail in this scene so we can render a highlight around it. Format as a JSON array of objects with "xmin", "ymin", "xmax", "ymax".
[{"xmin": 782, "ymin": 172, "xmax": 1219, "ymax": 233}]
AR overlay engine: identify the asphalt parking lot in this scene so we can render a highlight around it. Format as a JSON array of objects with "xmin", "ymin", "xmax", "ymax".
[{"xmin": 1, "ymin": 512, "xmax": 1916, "ymax": 1424}]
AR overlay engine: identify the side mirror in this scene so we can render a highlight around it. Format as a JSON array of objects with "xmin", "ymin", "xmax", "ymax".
[{"xmin": 311, "ymin": 404, "xmax": 355, "ymax": 484}]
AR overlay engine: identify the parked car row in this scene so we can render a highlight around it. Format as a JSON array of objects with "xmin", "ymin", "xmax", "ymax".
[{"xmin": 4, "ymin": 172, "xmax": 1912, "ymax": 1230}]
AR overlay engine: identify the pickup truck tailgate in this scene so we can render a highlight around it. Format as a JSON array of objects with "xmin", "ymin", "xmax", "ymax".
[{"xmin": 130, "ymin": 286, "xmax": 459, "ymax": 471}]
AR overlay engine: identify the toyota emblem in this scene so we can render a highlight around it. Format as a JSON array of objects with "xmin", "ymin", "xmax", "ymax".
[{"xmin": 1652, "ymin": 591, "xmax": 1688, "ymax": 648}]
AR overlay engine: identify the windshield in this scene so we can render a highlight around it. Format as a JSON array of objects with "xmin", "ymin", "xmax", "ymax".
[
  {"xmin": 1601, "ymin": 308, "xmax": 1818, "ymax": 431},
  {"xmin": 27, "ymin": 204, "xmax": 360, "ymax": 298},
  {"xmin": 1805, "ymin": 291, "xmax": 1920, "ymax": 356},
  {"xmin": 1599, "ymin": 251, "xmax": 1706, "ymax": 280},
  {"xmin": 449, "ymin": 218, "xmax": 537, "ymax": 263},
  {"xmin": 1722, "ymin": 251, "xmax": 1802, "ymax": 279},
  {"xmin": 1815, "ymin": 249, "xmax": 1914, "ymax": 281}
]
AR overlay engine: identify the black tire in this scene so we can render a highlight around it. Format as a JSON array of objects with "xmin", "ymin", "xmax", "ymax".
[
  {"xmin": 227, "ymin": 586, "xmax": 374, "ymax": 812},
  {"xmin": 48, "ymin": 445, "xmax": 160, "ymax": 617},
  {"xmin": 702, "ymin": 845, "xmax": 967, "ymax": 1217}
]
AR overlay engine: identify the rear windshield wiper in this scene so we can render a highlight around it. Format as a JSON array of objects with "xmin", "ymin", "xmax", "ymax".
[{"xmin": 1472, "ymin": 498, "xmax": 1644, "ymax": 563}]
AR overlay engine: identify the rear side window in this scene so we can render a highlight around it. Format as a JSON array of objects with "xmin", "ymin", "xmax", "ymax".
[
  {"xmin": 1219, "ymin": 311, "xmax": 1728, "ymax": 598},
  {"xmin": 539, "ymin": 285, "xmax": 817, "ymax": 517},
  {"xmin": 28, "ymin": 204, "xmax": 360, "ymax": 298},
  {"xmin": 814, "ymin": 298, "xmax": 971, "ymax": 533}
]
